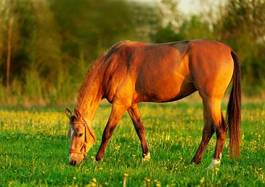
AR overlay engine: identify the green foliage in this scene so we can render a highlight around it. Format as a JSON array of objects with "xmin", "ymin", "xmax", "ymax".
[
  {"xmin": 151, "ymin": 24, "xmax": 184, "ymax": 43},
  {"xmin": 0, "ymin": 102, "xmax": 265, "ymax": 185},
  {"xmin": 0, "ymin": 0, "xmax": 36, "ymax": 81},
  {"xmin": 0, "ymin": 0, "xmax": 155, "ymax": 105},
  {"xmin": 24, "ymin": 69, "xmax": 43, "ymax": 102},
  {"xmin": 151, "ymin": 16, "xmax": 214, "ymax": 43},
  {"xmin": 215, "ymin": 0, "xmax": 265, "ymax": 94},
  {"xmin": 179, "ymin": 16, "xmax": 214, "ymax": 40},
  {"xmin": 130, "ymin": 3, "xmax": 161, "ymax": 41},
  {"xmin": 0, "ymin": 0, "xmax": 265, "ymax": 105},
  {"xmin": 48, "ymin": 0, "xmax": 136, "ymax": 60}
]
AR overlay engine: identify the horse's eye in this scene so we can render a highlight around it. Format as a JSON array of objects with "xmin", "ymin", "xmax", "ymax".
[{"xmin": 77, "ymin": 133, "xmax": 83, "ymax": 137}]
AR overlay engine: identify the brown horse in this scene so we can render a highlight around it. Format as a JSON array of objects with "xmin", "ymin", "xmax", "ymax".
[{"xmin": 65, "ymin": 40, "xmax": 241, "ymax": 167}]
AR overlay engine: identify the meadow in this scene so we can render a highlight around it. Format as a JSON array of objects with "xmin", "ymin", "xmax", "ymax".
[{"xmin": 0, "ymin": 100, "xmax": 265, "ymax": 186}]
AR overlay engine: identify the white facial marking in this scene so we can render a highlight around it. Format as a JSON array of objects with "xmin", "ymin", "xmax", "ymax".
[
  {"xmin": 69, "ymin": 127, "xmax": 74, "ymax": 160},
  {"xmin": 70, "ymin": 127, "xmax": 74, "ymax": 138}
]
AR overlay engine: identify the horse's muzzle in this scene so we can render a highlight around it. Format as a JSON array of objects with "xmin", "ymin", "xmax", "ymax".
[
  {"xmin": 69, "ymin": 152, "xmax": 84, "ymax": 166},
  {"xmin": 69, "ymin": 159, "xmax": 77, "ymax": 166},
  {"xmin": 69, "ymin": 157, "xmax": 83, "ymax": 166}
]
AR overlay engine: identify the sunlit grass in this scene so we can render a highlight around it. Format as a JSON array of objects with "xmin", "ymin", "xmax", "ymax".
[{"xmin": 0, "ymin": 101, "xmax": 265, "ymax": 186}]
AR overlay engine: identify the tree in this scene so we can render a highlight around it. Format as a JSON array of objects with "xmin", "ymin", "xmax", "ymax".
[
  {"xmin": 0, "ymin": 0, "xmax": 15, "ymax": 88},
  {"xmin": 0, "ymin": 0, "xmax": 159, "ymax": 104},
  {"xmin": 216, "ymin": 0, "xmax": 265, "ymax": 94},
  {"xmin": 151, "ymin": 0, "xmax": 214, "ymax": 42}
]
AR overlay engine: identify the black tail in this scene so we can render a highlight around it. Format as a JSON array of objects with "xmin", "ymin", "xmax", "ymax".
[{"xmin": 227, "ymin": 51, "xmax": 241, "ymax": 158}]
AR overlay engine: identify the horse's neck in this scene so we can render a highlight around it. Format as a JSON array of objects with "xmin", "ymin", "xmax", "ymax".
[{"xmin": 76, "ymin": 64, "xmax": 103, "ymax": 124}]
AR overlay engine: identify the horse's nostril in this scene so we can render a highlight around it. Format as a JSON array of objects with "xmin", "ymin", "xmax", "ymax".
[{"xmin": 69, "ymin": 160, "xmax": 77, "ymax": 166}]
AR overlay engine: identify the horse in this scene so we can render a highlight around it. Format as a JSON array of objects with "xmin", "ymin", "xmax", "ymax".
[{"xmin": 65, "ymin": 39, "xmax": 241, "ymax": 168}]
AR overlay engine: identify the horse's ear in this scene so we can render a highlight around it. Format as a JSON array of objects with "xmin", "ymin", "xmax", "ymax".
[
  {"xmin": 74, "ymin": 109, "xmax": 81, "ymax": 118},
  {"xmin": 65, "ymin": 108, "xmax": 72, "ymax": 118}
]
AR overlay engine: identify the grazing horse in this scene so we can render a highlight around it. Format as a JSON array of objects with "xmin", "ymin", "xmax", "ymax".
[{"xmin": 65, "ymin": 40, "xmax": 241, "ymax": 167}]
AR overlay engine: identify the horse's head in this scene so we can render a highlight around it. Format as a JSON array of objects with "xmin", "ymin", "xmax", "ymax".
[{"xmin": 65, "ymin": 108, "xmax": 96, "ymax": 166}]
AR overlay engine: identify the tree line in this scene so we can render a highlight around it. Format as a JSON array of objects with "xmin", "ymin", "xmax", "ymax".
[{"xmin": 0, "ymin": 0, "xmax": 264, "ymax": 105}]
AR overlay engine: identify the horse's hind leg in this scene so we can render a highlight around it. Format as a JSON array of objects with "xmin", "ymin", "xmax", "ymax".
[
  {"xmin": 211, "ymin": 112, "xmax": 227, "ymax": 168},
  {"xmin": 192, "ymin": 97, "xmax": 226, "ymax": 167},
  {"xmin": 128, "ymin": 104, "xmax": 150, "ymax": 160},
  {"xmin": 192, "ymin": 99, "xmax": 215, "ymax": 164}
]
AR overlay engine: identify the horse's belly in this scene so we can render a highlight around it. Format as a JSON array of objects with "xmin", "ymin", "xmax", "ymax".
[{"xmin": 135, "ymin": 73, "xmax": 195, "ymax": 102}]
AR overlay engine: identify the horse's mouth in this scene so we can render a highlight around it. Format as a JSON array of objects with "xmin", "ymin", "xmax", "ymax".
[
  {"xmin": 69, "ymin": 159, "xmax": 83, "ymax": 166},
  {"xmin": 69, "ymin": 153, "xmax": 85, "ymax": 166}
]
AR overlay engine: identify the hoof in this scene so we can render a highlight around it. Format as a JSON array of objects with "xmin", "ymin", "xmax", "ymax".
[
  {"xmin": 95, "ymin": 155, "xmax": 102, "ymax": 161},
  {"xmin": 142, "ymin": 152, "xmax": 151, "ymax": 161},
  {"xmin": 208, "ymin": 159, "xmax": 221, "ymax": 170},
  {"xmin": 191, "ymin": 159, "xmax": 201, "ymax": 165}
]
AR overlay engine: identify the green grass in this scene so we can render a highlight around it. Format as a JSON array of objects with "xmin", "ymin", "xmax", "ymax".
[{"xmin": 0, "ymin": 101, "xmax": 265, "ymax": 186}]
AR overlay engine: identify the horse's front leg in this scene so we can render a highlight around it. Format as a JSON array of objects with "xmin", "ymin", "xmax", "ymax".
[
  {"xmin": 128, "ymin": 104, "xmax": 150, "ymax": 160},
  {"xmin": 96, "ymin": 103, "xmax": 127, "ymax": 161}
]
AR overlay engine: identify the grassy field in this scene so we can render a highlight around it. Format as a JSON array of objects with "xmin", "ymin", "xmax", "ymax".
[{"xmin": 0, "ymin": 101, "xmax": 265, "ymax": 186}]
